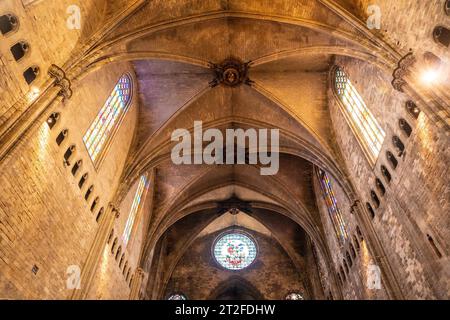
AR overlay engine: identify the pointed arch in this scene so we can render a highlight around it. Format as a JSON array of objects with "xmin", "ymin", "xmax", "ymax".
[{"xmin": 83, "ymin": 73, "xmax": 133, "ymax": 166}]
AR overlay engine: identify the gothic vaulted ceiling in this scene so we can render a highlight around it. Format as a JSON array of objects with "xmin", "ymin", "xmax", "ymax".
[{"xmin": 74, "ymin": 0, "xmax": 402, "ymax": 286}]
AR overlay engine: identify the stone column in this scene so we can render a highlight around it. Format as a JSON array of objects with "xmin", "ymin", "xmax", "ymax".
[
  {"xmin": 129, "ymin": 268, "xmax": 146, "ymax": 300},
  {"xmin": 70, "ymin": 203, "xmax": 119, "ymax": 300},
  {"xmin": 147, "ymin": 236, "xmax": 168, "ymax": 300},
  {"xmin": 0, "ymin": 64, "xmax": 72, "ymax": 163}
]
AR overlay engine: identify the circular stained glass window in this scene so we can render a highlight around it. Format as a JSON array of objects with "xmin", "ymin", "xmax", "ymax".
[
  {"xmin": 168, "ymin": 293, "xmax": 187, "ymax": 300},
  {"xmin": 286, "ymin": 293, "xmax": 304, "ymax": 300},
  {"xmin": 213, "ymin": 232, "xmax": 257, "ymax": 270}
]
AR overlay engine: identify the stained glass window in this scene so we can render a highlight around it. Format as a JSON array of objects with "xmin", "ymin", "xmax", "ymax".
[
  {"xmin": 213, "ymin": 232, "xmax": 257, "ymax": 270},
  {"xmin": 122, "ymin": 175, "xmax": 148, "ymax": 246},
  {"xmin": 286, "ymin": 293, "xmax": 304, "ymax": 300},
  {"xmin": 334, "ymin": 67, "xmax": 385, "ymax": 163},
  {"xmin": 317, "ymin": 169, "xmax": 348, "ymax": 244},
  {"xmin": 168, "ymin": 293, "xmax": 187, "ymax": 300},
  {"xmin": 83, "ymin": 74, "xmax": 132, "ymax": 163}
]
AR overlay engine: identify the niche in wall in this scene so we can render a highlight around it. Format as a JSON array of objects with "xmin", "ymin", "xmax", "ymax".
[
  {"xmin": 433, "ymin": 26, "xmax": 450, "ymax": 47},
  {"xmin": 23, "ymin": 66, "xmax": 39, "ymax": 84},
  {"xmin": 10, "ymin": 41, "xmax": 29, "ymax": 61},
  {"xmin": 0, "ymin": 14, "xmax": 19, "ymax": 35}
]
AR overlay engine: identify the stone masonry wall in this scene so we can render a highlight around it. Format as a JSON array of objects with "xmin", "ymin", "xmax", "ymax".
[
  {"xmin": 87, "ymin": 173, "xmax": 153, "ymax": 300},
  {"xmin": 0, "ymin": 61, "xmax": 137, "ymax": 299},
  {"xmin": 0, "ymin": 0, "xmax": 107, "ymax": 126},
  {"xmin": 165, "ymin": 231, "xmax": 307, "ymax": 300},
  {"xmin": 313, "ymin": 170, "xmax": 389, "ymax": 300},
  {"xmin": 329, "ymin": 55, "xmax": 449, "ymax": 299}
]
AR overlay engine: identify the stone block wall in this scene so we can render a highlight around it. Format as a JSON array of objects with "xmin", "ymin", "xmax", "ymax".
[
  {"xmin": 313, "ymin": 169, "xmax": 389, "ymax": 300},
  {"xmin": 328, "ymin": 55, "xmax": 449, "ymax": 299},
  {"xmin": 0, "ymin": 61, "xmax": 138, "ymax": 299},
  {"xmin": 87, "ymin": 172, "xmax": 153, "ymax": 300},
  {"xmin": 0, "ymin": 0, "xmax": 107, "ymax": 127},
  {"xmin": 165, "ymin": 230, "xmax": 307, "ymax": 300},
  {"xmin": 337, "ymin": 0, "xmax": 449, "ymax": 59}
]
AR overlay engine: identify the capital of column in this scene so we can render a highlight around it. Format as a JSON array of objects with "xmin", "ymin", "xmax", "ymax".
[
  {"xmin": 391, "ymin": 52, "xmax": 416, "ymax": 93},
  {"xmin": 108, "ymin": 202, "xmax": 121, "ymax": 218},
  {"xmin": 48, "ymin": 64, "xmax": 73, "ymax": 100},
  {"xmin": 135, "ymin": 268, "xmax": 145, "ymax": 277},
  {"xmin": 350, "ymin": 199, "xmax": 361, "ymax": 215}
]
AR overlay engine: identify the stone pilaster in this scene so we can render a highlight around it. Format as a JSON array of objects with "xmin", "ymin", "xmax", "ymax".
[
  {"xmin": 0, "ymin": 64, "xmax": 72, "ymax": 163},
  {"xmin": 352, "ymin": 199, "xmax": 405, "ymax": 300},
  {"xmin": 129, "ymin": 268, "xmax": 146, "ymax": 300},
  {"xmin": 70, "ymin": 203, "xmax": 120, "ymax": 300}
]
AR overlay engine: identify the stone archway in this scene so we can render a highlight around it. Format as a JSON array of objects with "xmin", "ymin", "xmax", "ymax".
[{"xmin": 209, "ymin": 276, "xmax": 264, "ymax": 300}]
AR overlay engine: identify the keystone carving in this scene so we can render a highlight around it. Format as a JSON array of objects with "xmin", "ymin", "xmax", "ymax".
[{"xmin": 209, "ymin": 58, "xmax": 253, "ymax": 88}]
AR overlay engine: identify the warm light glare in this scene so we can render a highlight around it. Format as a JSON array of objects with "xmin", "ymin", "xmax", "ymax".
[
  {"xmin": 28, "ymin": 86, "xmax": 40, "ymax": 102},
  {"xmin": 421, "ymin": 69, "xmax": 440, "ymax": 84},
  {"xmin": 37, "ymin": 126, "xmax": 50, "ymax": 163}
]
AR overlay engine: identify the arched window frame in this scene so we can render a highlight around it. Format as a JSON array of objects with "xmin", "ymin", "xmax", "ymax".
[
  {"xmin": 119, "ymin": 254, "xmax": 125, "ymax": 268},
  {"xmin": 316, "ymin": 168, "xmax": 349, "ymax": 245},
  {"xmin": 122, "ymin": 174, "xmax": 149, "ymax": 247},
  {"xmin": 285, "ymin": 292, "xmax": 304, "ymax": 300},
  {"xmin": 46, "ymin": 112, "xmax": 60, "ymax": 129},
  {"xmin": 111, "ymin": 237, "xmax": 118, "ymax": 254},
  {"xmin": 107, "ymin": 229, "xmax": 114, "ymax": 244},
  {"xmin": 353, "ymin": 235, "xmax": 360, "ymax": 251},
  {"xmin": 167, "ymin": 293, "xmax": 188, "ymax": 300},
  {"xmin": 0, "ymin": 13, "xmax": 19, "ymax": 36},
  {"xmin": 83, "ymin": 74, "xmax": 133, "ymax": 168},
  {"xmin": 23, "ymin": 65, "xmax": 40, "ymax": 85},
  {"xmin": 72, "ymin": 159, "xmax": 82, "ymax": 176},
  {"xmin": 96, "ymin": 207, "xmax": 104, "ymax": 223},
  {"xmin": 332, "ymin": 66, "xmax": 386, "ymax": 166},
  {"xmin": 10, "ymin": 40, "xmax": 30, "ymax": 62},
  {"xmin": 115, "ymin": 246, "xmax": 122, "ymax": 261}
]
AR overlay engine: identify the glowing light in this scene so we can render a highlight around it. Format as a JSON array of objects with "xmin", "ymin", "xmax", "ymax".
[
  {"xmin": 37, "ymin": 125, "xmax": 50, "ymax": 163},
  {"xmin": 421, "ymin": 52, "xmax": 444, "ymax": 86},
  {"xmin": 28, "ymin": 86, "xmax": 40, "ymax": 102},
  {"xmin": 421, "ymin": 69, "xmax": 440, "ymax": 84}
]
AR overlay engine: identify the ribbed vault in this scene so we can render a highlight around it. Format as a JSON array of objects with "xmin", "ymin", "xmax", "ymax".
[{"xmin": 79, "ymin": 0, "xmax": 408, "ymax": 300}]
